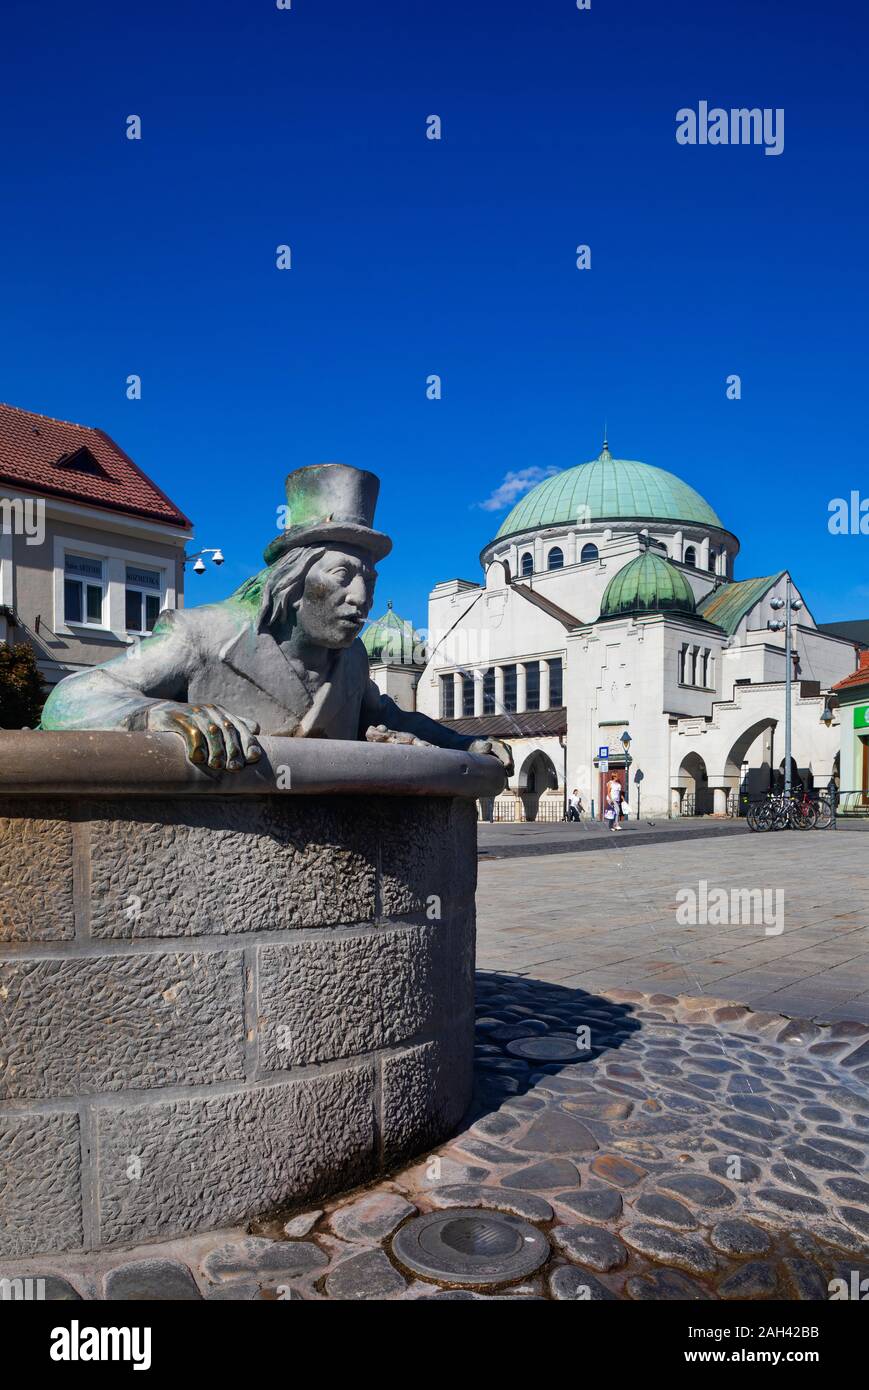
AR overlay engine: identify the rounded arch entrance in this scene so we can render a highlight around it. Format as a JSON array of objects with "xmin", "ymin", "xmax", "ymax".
[
  {"xmin": 517, "ymin": 750, "xmax": 559, "ymax": 822},
  {"xmin": 724, "ymin": 717, "xmax": 778, "ymax": 805},
  {"xmin": 677, "ymin": 751, "xmax": 712, "ymax": 816}
]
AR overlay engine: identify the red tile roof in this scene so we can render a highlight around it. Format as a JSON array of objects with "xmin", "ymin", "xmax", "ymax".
[
  {"xmin": 0, "ymin": 402, "xmax": 192, "ymax": 528},
  {"xmin": 832, "ymin": 649, "xmax": 869, "ymax": 694}
]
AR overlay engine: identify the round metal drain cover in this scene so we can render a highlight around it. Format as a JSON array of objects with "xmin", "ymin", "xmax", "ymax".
[
  {"xmin": 506, "ymin": 1035, "xmax": 579, "ymax": 1061},
  {"xmin": 392, "ymin": 1208, "xmax": 550, "ymax": 1286}
]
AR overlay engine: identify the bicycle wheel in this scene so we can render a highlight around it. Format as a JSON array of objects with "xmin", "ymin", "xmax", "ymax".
[
  {"xmin": 754, "ymin": 800, "xmax": 777, "ymax": 832},
  {"xmin": 745, "ymin": 802, "xmax": 760, "ymax": 831},
  {"xmin": 790, "ymin": 800, "xmax": 818, "ymax": 830},
  {"xmin": 814, "ymin": 797, "xmax": 833, "ymax": 830}
]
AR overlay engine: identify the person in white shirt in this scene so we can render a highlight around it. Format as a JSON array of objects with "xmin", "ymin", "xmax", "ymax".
[
  {"xmin": 567, "ymin": 788, "xmax": 583, "ymax": 821},
  {"xmin": 606, "ymin": 776, "xmax": 623, "ymax": 830}
]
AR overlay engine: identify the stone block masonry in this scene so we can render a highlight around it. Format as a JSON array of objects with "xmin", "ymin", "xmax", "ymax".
[{"xmin": 0, "ymin": 733, "xmax": 501, "ymax": 1258}]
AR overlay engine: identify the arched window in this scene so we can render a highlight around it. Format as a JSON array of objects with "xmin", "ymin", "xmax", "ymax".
[
  {"xmin": 707, "ymin": 548, "xmax": 716, "ymax": 572},
  {"xmin": 684, "ymin": 545, "xmax": 696, "ymax": 568},
  {"xmin": 520, "ymin": 551, "xmax": 533, "ymax": 577},
  {"xmin": 547, "ymin": 546, "xmax": 564, "ymax": 571},
  {"xmin": 580, "ymin": 542, "xmax": 599, "ymax": 564}
]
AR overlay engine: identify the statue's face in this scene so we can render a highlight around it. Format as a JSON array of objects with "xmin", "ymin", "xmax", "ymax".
[{"xmin": 294, "ymin": 545, "xmax": 377, "ymax": 648}]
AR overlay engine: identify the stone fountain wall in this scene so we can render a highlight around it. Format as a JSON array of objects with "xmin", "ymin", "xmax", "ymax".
[{"xmin": 0, "ymin": 734, "xmax": 501, "ymax": 1258}]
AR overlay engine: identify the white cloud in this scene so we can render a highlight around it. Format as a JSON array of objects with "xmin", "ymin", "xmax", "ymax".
[{"xmin": 476, "ymin": 466, "xmax": 560, "ymax": 512}]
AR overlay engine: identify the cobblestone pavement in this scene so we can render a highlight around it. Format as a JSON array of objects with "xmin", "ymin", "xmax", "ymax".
[
  {"xmin": 7, "ymin": 978, "xmax": 868, "ymax": 1300},
  {"xmin": 478, "ymin": 833, "xmax": 869, "ymax": 1023}
]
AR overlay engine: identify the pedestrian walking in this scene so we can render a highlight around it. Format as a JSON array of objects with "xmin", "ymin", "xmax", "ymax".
[{"xmin": 567, "ymin": 788, "xmax": 583, "ymax": 821}]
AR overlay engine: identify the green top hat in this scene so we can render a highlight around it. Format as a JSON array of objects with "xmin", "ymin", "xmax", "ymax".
[{"xmin": 264, "ymin": 463, "xmax": 392, "ymax": 566}]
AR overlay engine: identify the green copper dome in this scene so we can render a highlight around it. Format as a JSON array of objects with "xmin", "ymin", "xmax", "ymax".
[
  {"xmin": 361, "ymin": 601, "xmax": 421, "ymax": 664},
  {"xmin": 599, "ymin": 550, "xmax": 697, "ymax": 620},
  {"xmin": 495, "ymin": 445, "xmax": 722, "ymax": 537}
]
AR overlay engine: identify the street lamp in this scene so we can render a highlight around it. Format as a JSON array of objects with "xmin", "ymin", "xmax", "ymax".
[
  {"xmin": 185, "ymin": 547, "xmax": 225, "ymax": 576},
  {"xmin": 620, "ymin": 731, "xmax": 633, "ymax": 813},
  {"xmin": 768, "ymin": 582, "xmax": 802, "ymax": 798}
]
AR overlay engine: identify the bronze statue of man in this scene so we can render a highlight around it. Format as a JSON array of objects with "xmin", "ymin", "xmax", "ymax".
[{"xmin": 41, "ymin": 463, "xmax": 513, "ymax": 774}]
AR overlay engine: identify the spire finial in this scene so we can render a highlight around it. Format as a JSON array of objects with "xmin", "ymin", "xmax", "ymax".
[
  {"xmin": 387, "ymin": 599, "xmax": 393, "ymax": 610},
  {"xmin": 599, "ymin": 420, "xmax": 612, "ymax": 461}
]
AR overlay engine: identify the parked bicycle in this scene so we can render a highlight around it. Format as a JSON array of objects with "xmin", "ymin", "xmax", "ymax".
[{"xmin": 746, "ymin": 789, "xmax": 823, "ymax": 832}]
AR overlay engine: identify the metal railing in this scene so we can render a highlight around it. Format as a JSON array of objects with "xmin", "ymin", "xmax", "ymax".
[{"xmin": 478, "ymin": 797, "xmax": 566, "ymax": 823}]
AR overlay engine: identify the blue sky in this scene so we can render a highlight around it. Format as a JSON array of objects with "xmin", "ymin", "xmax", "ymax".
[{"xmin": 1, "ymin": 0, "xmax": 867, "ymax": 625}]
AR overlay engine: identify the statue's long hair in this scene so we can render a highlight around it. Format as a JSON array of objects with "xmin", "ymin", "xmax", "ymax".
[{"xmin": 230, "ymin": 546, "xmax": 327, "ymax": 634}]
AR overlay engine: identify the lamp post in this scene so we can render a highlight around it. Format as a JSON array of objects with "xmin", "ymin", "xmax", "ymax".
[
  {"xmin": 768, "ymin": 579, "xmax": 802, "ymax": 798},
  {"xmin": 620, "ymin": 730, "xmax": 632, "ymax": 816}
]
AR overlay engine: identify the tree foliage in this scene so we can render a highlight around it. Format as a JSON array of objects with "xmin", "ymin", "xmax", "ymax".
[{"xmin": 0, "ymin": 641, "xmax": 47, "ymax": 728}]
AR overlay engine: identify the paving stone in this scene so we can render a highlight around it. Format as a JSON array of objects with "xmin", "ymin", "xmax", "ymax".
[
  {"xmin": 589, "ymin": 1153, "xmax": 647, "ymax": 1188},
  {"xmin": 554, "ymin": 1188, "xmax": 623, "ymax": 1222},
  {"xmin": 428, "ymin": 1183, "xmax": 553, "ymax": 1222},
  {"xmin": 283, "ymin": 1210, "xmax": 323, "ymax": 1237},
  {"xmin": 325, "ymin": 1249, "xmax": 407, "ymax": 1299},
  {"xmin": 204, "ymin": 1282, "xmax": 262, "ymax": 1300},
  {"xmin": 718, "ymin": 1260, "xmax": 779, "ymax": 1298},
  {"xmin": 756, "ymin": 1188, "xmax": 826, "ymax": 1216},
  {"xmin": 626, "ymin": 1268, "xmax": 713, "ymax": 1300},
  {"xmin": 777, "ymin": 1020, "xmax": 821, "ymax": 1046},
  {"xmin": 621, "ymin": 1224, "xmax": 719, "ymax": 1275},
  {"xmin": 841, "ymin": 1040, "xmax": 869, "ymax": 1069},
  {"xmin": 202, "ymin": 1237, "xmax": 327, "ymax": 1283},
  {"xmin": 770, "ymin": 1162, "xmax": 818, "ymax": 1194},
  {"xmin": 502, "ymin": 1158, "xmax": 580, "ymax": 1191},
  {"xmin": 805, "ymin": 1136, "xmax": 863, "ymax": 1167},
  {"xmin": 27, "ymin": 1275, "xmax": 82, "ymax": 1300},
  {"xmin": 708, "ymin": 1128, "xmax": 772, "ymax": 1159},
  {"xmin": 104, "ymin": 1259, "xmax": 202, "ymax": 1300},
  {"xmin": 827, "ymin": 1087, "xmax": 869, "ymax": 1114},
  {"xmin": 329, "ymin": 1192, "xmax": 416, "ymax": 1242},
  {"xmin": 455, "ymin": 1138, "xmax": 517, "ymax": 1165},
  {"xmin": 838, "ymin": 1205, "xmax": 869, "ymax": 1237},
  {"xmin": 613, "ymin": 1140, "xmax": 664, "ymax": 1161},
  {"xmin": 514, "ymin": 1109, "xmax": 599, "ymax": 1155},
  {"xmin": 784, "ymin": 1258, "xmax": 832, "ymax": 1301},
  {"xmin": 471, "ymin": 1113, "xmax": 522, "ymax": 1140},
  {"xmin": 802, "ymin": 1105, "xmax": 842, "ymax": 1123},
  {"xmin": 657, "ymin": 1173, "xmax": 736, "ymax": 1208},
  {"xmin": 826, "ymin": 1176, "xmax": 869, "ymax": 1204},
  {"xmin": 562, "ymin": 1095, "xmax": 633, "ymax": 1121},
  {"xmin": 634, "ymin": 1193, "xmax": 697, "ymax": 1229},
  {"xmin": 709, "ymin": 1219, "xmax": 771, "ymax": 1255},
  {"xmin": 780, "ymin": 1144, "xmax": 855, "ymax": 1175},
  {"xmin": 552, "ymin": 1223, "xmax": 629, "ymax": 1272},
  {"xmin": 549, "ymin": 1266, "xmax": 618, "ymax": 1300},
  {"xmin": 728, "ymin": 1094, "xmax": 789, "ymax": 1121},
  {"xmin": 721, "ymin": 1113, "xmax": 784, "ymax": 1142}
]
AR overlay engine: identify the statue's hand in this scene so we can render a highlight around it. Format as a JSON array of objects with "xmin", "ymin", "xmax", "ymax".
[
  {"xmin": 146, "ymin": 701, "xmax": 262, "ymax": 771},
  {"xmin": 467, "ymin": 737, "xmax": 514, "ymax": 776},
  {"xmin": 365, "ymin": 724, "xmax": 433, "ymax": 748}
]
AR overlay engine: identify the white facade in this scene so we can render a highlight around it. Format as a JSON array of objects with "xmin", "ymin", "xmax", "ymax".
[{"xmin": 415, "ymin": 450, "xmax": 860, "ymax": 818}]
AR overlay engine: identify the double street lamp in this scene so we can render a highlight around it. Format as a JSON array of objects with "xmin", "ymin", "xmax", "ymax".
[{"xmin": 768, "ymin": 579, "xmax": 802, "ymax": 797}]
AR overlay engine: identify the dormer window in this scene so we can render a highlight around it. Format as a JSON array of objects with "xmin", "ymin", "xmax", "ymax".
[{"xmin": 54, "ymin": 446, "xmax": 109, "ymax": 478}]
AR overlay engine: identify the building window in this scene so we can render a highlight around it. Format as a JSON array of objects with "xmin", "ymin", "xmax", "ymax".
[
  {"xmin": 440, "ymin": 674, "xmax": 455, "ymax": 719},
  {"xmin": 520, "ymin": 551, "xmax": 533, "ymax": 577},
  {"xmin": 502, "ymin": 664, "xmax": 517, "ymax": 712},
  {"xmin": 525, "ymin": 660, "xmax": 540, "ymax": 710},
  {"xmin": 64, "ymin": 554, "xmax": 105, "ymax": 627},
  {"xmin": 125, "ymin": 565, "xmax": 163, "ymax": 634},
  {"xmin": 549, "ymin": 657, "xmax": 563, "ymax": 706},
  {"xmin": 482, "ymin": 667, "xmax": 495, "ymax": 714},
  {"xmin": 678, "ymin": 643, "xmax": 688, "ymax": 684},
  {"xmin": 684, "ymin": 545, "xmax": 696, "ymax": 568},
  {"xmin": 707, "ymin": 548, "xmax": 716, "ymax": 572},
  {"xmin": 547, "ymin": 546, "xmax": 564, "ymax": 571},
  {"xmin": 462, "ymin": 674, "xmax": 474, "ymax": 716},
  {"xmin": 580, "ymin": 542, "xmax": 599, "ymax": 564}
]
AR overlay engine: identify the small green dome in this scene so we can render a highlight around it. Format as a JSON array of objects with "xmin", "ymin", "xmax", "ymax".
[
  {"xmin": 599, "ymin": 551, "xmax": 696, "ymax": 620},
  {"xmin": 495, "ymin": 444, "xmax": 722, "ymax": 537},
  {"xmin": 361, "ymin": 601, "xmax": 420, "ymax": 664}
]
